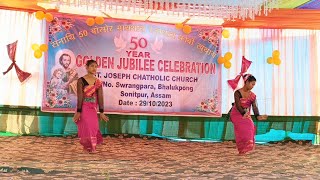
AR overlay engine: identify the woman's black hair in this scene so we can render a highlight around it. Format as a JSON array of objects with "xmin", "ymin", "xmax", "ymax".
[
  {"xmin": 244, "ymin": 74, "xmax": 256, "ymax": 83},
  {"xmin": 86, "ymin": 59, "xmax": 97, "ymax": 66}
]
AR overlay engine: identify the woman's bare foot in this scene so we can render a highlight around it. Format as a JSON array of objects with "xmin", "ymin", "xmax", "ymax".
[
  {"xmin": 83, "ymin": 147, "xmax": 90, "ymax": 153},
  {"xmin": 82, "ymin": 147, "xmax": 95, "ymax": 153},
  {"xmin": 88, "ymin": 150, "xmax": 97, "ymax": 154}
]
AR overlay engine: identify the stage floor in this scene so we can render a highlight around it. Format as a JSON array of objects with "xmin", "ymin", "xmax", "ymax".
[{"xmin": 0, "ymin": 136, "xmax": 319, "ymax": 179}]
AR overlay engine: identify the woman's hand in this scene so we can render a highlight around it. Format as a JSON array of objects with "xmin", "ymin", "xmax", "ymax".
[
  {"xmin": 243, "ymin": 112, "xmax": 251, "ymax": 119},
  {"xmin": 73, "ymin": 112, "xmax": 81, "ymax": 122},
  {"xmin": 99, "ymin": 113, "xmax": 109, "ymax": 122},
  {"xmin": 257, "ymin": 115, "xmax": 268, "ymax": 121}
]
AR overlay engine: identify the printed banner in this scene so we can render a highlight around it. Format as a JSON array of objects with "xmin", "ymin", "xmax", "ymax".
[{"xmin": 42, "ymin": 16, "xmax": 222, "ymax": 117}]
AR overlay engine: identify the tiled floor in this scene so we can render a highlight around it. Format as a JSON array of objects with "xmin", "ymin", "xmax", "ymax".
[{"xmin": 0, "ymin": 136, "xmax": 319, "ymax": 179}]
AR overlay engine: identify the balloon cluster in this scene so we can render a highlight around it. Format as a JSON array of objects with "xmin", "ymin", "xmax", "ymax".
[
  {"xmin": 35, "ymin": 11, "xmax": 54, "ymax": 22},
  {"xmin": 175, "ymin": 23, "xmax": 192, "ymax": 34},
  {"xmin": 222, "ymin": 29, "xmax": 230, "ymax": 38},
  {"xmin": 267, "ymin": 50, "xmax": 281, "ymax": 65},
  {"xmin": 86, "ymin": 17, "xmax": 105, "ymax": 26},
  {"xmin": 217, "ymin": 52, "xmax": 233, "ymax": 69},
  {"xmin": 32, "ymin": 44, "xmax": 48, "ymax": 59}
]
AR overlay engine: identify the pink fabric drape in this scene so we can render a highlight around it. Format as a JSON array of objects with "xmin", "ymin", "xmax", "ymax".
[
  {"xmin": 3, "ymin": 41, "xmax": 31, "ymax": 83},
  {"xmin": 227, "ymin": 56, "xmax": 252, "ymax": 90}
]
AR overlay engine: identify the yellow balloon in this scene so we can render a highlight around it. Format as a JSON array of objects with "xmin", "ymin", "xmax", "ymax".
[
  {"xmin": 32, "ymin": 44, "xmax": 39, "ymax": 51},
  {"xmin": 175, "ymin": 23, "xmax": 183, "ymax": 30},
  {"xmin": 40, "ymin": 44, "xmax": 48, "ymax": 52},
  {"xmin": 182, "ymin": 25, "xmax": 192, "ymax": 34},
  {"xmin": 35, "ymin": 11, "xmax": 45, "ymax": 20},
  {"xmin": 273, "ymin": 58, "xmax": 281, "ymax": 65},
  {"xmin": 224, "ymin": 52, "xmax": 232, "ymax": 61},
  {"xmin": 272, "ymin": 50, "xmax": 280, "ymax": 58},
  {"xmin": 217, "ymin": 57, "xmax": 226, "ymax": 64},
  {"xmin": 224, "ymin": 61, "xmax": 232, "ymax": 69},
  {"xmin": 34, "ymin": 50, "xmax": 43, "ymax": 59},
  {"xmin": 45, "ymin": 13, "xmax": 54, "ymax": 22},
  {"xmin": 86, "ymin": 18, "xmax": 95, "ymax": 26},
  {"xmin": 222, "ymin": 29, "xmax": 230, "ymax": 38},
  {"xmin": 267, "ymin": 57, "xmax": 273, "ymax": 64},
  {"xmin": 95, "ymin": 17, "xmax": 105, "ymax": 25}
]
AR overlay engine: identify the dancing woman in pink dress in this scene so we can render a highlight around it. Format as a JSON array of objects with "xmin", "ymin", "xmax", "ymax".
[
  {"xmin": 229, "ymin": 74, "xmax": 267, "ymax": 155},
  {"xmin": 73, "ymin": 60, "xmax": 109, "ymax": 153}
]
